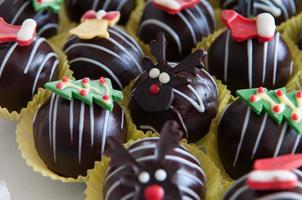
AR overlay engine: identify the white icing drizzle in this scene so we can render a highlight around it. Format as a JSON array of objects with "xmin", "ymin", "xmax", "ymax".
[
  {"xmin": 227, "ymin": 185, "xmax": 249, "ymax": 200},
  {"xmin": 233, "ymin": 107, "xmax": 251, "ymax": 167},
  {"xmin": 101, "ymin": 111, "xmax": 110, "ymax": 155},
  {"xmin": 288, "ymin": 0, "xmax": 296, "ymax": 14},
  {"xmin": 52, "ymin": 95, "xmax": 59, "ymax": 162},
  {"xmin": 0, "ymin": 42, "xmax": 18, "ymax": 77},
  {"xmin": 48, "ymin": 94, "xmax": 56, "ymax": 146},
  {"xmin": 224, "ymin": 31, "xmax": 230, "ymax": 82},
  {"xmin": 272, "ymin": 0, "xmax": 289, "ymax": 19},
  {"xmin": 273, "ymin": 123, "xmax": 287, "ymax": 157},
  {"xmin": 289, "ymin": 61, "xmax": 294, "ymax": 77},
  {"xmin": 199, "ymin": 0, "xmax": 215, "ymax": 27},
  {"xmin": 69, "ymin": 99, "xmax": 74, "ymax": 141},
  {"xmin": 48, "ymin": 59, "xmax": 59, "ymax": 82},
  {"xmin": 10, "ymin": 1, "xmax": 30, "ymax": 24},
  {"xmin": 105, "ymin": 181, "xmax": 120, "ymax": 200},
  {"xmin": 37, "ymin": 23, "xmax": 59, "ymax": 36},
  {"xmin": 255, "ymin": 192, "xmax": 302, "ymax": 200},
  {"xmin": 251, "ymin": 113, "xmax": 268, "ymax": 160},
  {"xmin": 177, "ymin": 170, "xmax": 204, "ymax": 186},
  {"xmin": 139, "ymin": 125, "xmax": 158, "ymax": 133},
  {"xmin": 92, "ymin": 0, "xmax": 100, "ymax": 10},
  {"xmin": 170, "ymin": 105, "xmax": 189, "ymax": 135},
  {"xmin": 177, "ymin": 12, "xmax": 197, "ymax": 43},
  {"xmin": 254, "ymin": 0, "xmax": 282, "ymax": 17},
  {"xmin": 31, "ymin": 52, "xmax": 57, "ymax": 95},
  {"xmin": 291, "ymin": 134, "xmax": 301, "ymax": 154},
  {"xmin": 173, "ymin": 87, "xmax": 205, "ymax": 113},
  {"xmin": 112, "ymin": 26, "xmax": 144, "ymax": 56},
  {"xmin": 90, "ymin": 104, "xmax": 95, "ymax": 146},
  {"xmin": 121, "ymin": 110, "xmax": 124, "ymax": 129},
  {"xmin": 107, "ymin": 37, "xmax": 142, "ymax": 73},
  {"xmin": 24, "ymin": 38, "xmax": 46, "ymax": 74},
  {"xmin": 247, "ymin": 39, "xmax": 253, "ymax": 88},
  {"xmin": 78, "ymin": 103, "xmax": 85, "ymax": 163},
  {"xmin": 102, "ymin": 0, "xmax": 111, "ymax": 10},
  {"xmin": 120, "ymin": 192, "xmax": 134, "ymax": 200},
  {"xmin": 272, "ymin": 32, "xmax": 280, "ymax": 86},
  {"xmin": 69, "ymin": 57, "xmax": 123, "ymax": 89},
  {"xmin": 139, "ymin": 19, "xmax": 182, "ymax": 54},
  {"xmin": 116, "ymin": 0, "xmax": 127, "ymax": 11},
  {"xmin": 179, "ymin": 186, "xmax": 201, "ymax": 200},
  {"xmin": 262, "ymin": 42, "xmax": 268, "ymax": 83},
  {"xmin": 186, "ymin": 9, "xmax": 207, "ymax": 36}
]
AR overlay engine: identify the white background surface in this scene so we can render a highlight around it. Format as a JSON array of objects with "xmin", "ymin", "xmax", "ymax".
[{"xmin": 0, "ymin": 120, "xmax": 85, "ymax": 200}]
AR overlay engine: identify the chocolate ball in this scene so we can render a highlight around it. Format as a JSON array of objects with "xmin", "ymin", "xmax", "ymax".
[
  {"xmin": 223, "ymin": 170, "xmax": 302, "ymax": 199},
  {"xmin": 219, "ymin": 0, "xmax": 297, "ymax": 25},
  {"xmin": 138, "ymin": 0, "xmax": 215, "ymax": 61},
  {"xmin": 33, "ymin": 94, "xmax": 127, "ymax": 178},
  {"xmin": 104, "ymin": 121, "xmax": 206, "ymax": 200},
  {"xmin": 0, "ymin": 0, "xmax": 60, "ymax": 38},
  {"xmin": 208, "ymin": 31, "xmax": 293, "ymax": 94},
  {"xmin": 64, "ymin": 0, "xmax": 135, "ymax": 25},
  {"xmin": 218, "ymin": 99, "xmax": 302, "ymax": 179},
  {"xmin": 63, "ymin": 26, "xmax": 144, "ymax": 89},
  {"xmin": 0, "ymin": 37, "xmax": 59, "ymax": 112}
]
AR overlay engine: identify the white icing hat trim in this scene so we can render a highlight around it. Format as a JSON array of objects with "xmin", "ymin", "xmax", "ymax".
[
  {"xmin": 153, "ymin": 0, "xmax": 181, "ymax": 10},
  {"xmin": 16, "ymin": 19, "xmax": 37, "ymax": 42},
  {"xmin": 248, "ymin": 170, "xmax": 298, "ymax": 182},
  {"xmin": 0, "ymin": 181, "xmax": 11, "ymax": 200},
  {"xmin": 256, "ymin": 13, "xmax": 276, "ymax": 38}
]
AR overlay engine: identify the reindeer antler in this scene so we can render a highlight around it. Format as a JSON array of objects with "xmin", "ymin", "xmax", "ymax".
[
  {"xmin": 155, "ymin": 121, "xmax": 183, "ymax": 162},
  {"xmin": 106, "ymin": 137, "xmax": 140, "ymax": 172},
  {"xmin": 173, "ymin": 50, "xmax": 204, "ymax": 75},
  {"xmin": 150, "ymin": 32, "xmax": 167, "ymax": 64}
]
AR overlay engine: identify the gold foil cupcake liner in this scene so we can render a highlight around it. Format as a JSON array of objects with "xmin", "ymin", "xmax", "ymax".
[{"xmin": 85, "ymin": 137, "xmax": 225, "ymax": 200}]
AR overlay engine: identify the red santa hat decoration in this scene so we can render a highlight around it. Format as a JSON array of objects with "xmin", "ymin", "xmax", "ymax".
[
  {"xmin": 247, "ymin": 154, "xmax": 302, "ymax": 190},
  {"xmin": 222, "ymin": 10, "xmax": 276, "ymax": 43},
  {"xmin": 0, "ymin": 17, "xmax": 37, "ymax": 46},
  {"xmin": 152, "ymin": 0, "xmax": 199, "ymax": 14}
]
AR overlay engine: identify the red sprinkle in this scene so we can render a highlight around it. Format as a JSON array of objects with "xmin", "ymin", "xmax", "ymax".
[
  {"xmin": 82, "ymin": 78, "xmax": 89, "ymax": 84},
  {"xmin": 99, "ymin": 77, "xmax": 106, "ymax": 85},
  {"xmin": 257, "ymin": 87, "xmax": 264, "ymax": 94},
  {"xmin": 297, "ymin": 91, "xmax": 302, "ymax": 98},
  {"xmin": 62, "ymin": 76, "xmax": 69, "ymax": 83},
  {"xmin": 292, "ymin": 113, "xmax": 299, "ymax": 121},
  {"xmin": 250, "ymin": 95, "xmax": 257, "ymax": 103},
  {"xmin": 103, "ymin": 95, "xmax": 109, "ymax": 100},
  {"xmin": 80, "ymin": 89, "xmax": 87, "ymax": 96},
  {"xmin": 276, "ymin": 90, "xmax": 283, "ymax": 97},
  {"xmin": 56, "ymin": 82, "xmax": 63, "ymax": 89},
  {"xmin": 273, "ymin": 105, "xmax": 280, "ymax": 113}
]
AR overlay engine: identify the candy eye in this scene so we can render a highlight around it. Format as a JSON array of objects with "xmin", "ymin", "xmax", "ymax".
[
  {"xmin": 149, "ymin": 68, "xmax": 160, "ymax": 79},
  {"xmin": 138, "ymin": 171, "xmax": 150, "ymax": 183},
  {"xmin": 159, "ymin": 72, "xmax": 170, "ymax": 84},
  {"xmin": 154, "ymin": 169, "xmax": 167, "ymax": 182}
]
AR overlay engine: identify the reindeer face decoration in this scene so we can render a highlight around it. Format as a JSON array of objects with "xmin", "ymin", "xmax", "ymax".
[
  {"xmin": 133, "ymin": 33, "xmax": 205, "ymax": 113},
  {"xmin": 104, "ymin": 121, "xmax": 206, "ymax": 200}
]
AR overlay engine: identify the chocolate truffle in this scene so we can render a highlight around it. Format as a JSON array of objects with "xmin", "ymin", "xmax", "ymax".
[
  {"xmin": 138, "ymin": 0, "xmax": 215, "ymax": 61},
  {"xmin": 220, "ymin": 0, "xmax": 297, "ymax": 25},
  {"xmin": 224, "ymin": 154, "xmax": 302, "ymax": 200},
  {"xmin": 0, "ymin": 18, "xmax": 59, "ymax": 113},
  {"xmin": 129, "ymin": 33, "xmax": 218, "ymax": 143},
  {"xmin": 208, "ymin": 10, "xmax": 293, "ymax": 94},
  {"xmin": 64, "ymin": 10, "xmax": 144, "ymax": 89},
  {"xmin": 33, "ymin": 77, "xmax": 127, "ymax": 178},
  {"xmin": 0, "ymin": 0, "xmax": 62, "ymax": 38},
  {"xmin": 218, "ymin": 87, "xmax": 302, "ymax": 179},
  {"xmin": 64, "ymin": 0, "xmax": 135, "ymax": 25},
  {"xmin": 104, "ymin": 121, "xmax": 206, "ymax": 200}
]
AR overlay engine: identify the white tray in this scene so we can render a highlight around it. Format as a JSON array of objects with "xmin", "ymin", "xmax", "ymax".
[{"xmin": 0, "ymin": 120, "xmax": 85, "ymax": 200}]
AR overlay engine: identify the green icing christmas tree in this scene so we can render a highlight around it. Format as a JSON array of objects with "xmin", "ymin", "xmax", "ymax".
[
  {"xmin": 45, "ymin": 77, "xmax": 123, "ymax": 112},
  {"xmin": 32, "ymin": 0, "xmax": 63, "ymax": 12},
  {"xmin": 237, "ymin": 87, "xmax": 302, "ymax": 134}
]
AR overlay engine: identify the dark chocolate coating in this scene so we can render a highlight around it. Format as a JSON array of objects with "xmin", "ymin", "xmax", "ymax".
[
  {"xmin": 219, "ymin": 0, "xmax": 297, "ymax": 25},
  {"xmin": 208, "ymin": 31, "xmax": 293, "ymax": 95},
  {"xmin": 298, "ymin": 30, "xmax": 302, "ymax": 50},
  {"xmin": 33, "ymin": 95, "xmax": 127, "ymax": 178},
  {"xmin": 218, "ymin": 99, "xmax": 302, "ymax": 179},
  {"xmin": 63, "ymin": 26, "xmax": 144, "ymax": 89},
  {"xmin": 129, "ymin": 68, "xmax": 218, "ymax": 143},
  {"xmin": 0, "ymin": 38, "xmax": 59, "ymax": 113},
  {"xmin": 0, "ymin": 0, "xmax": 59, "ymax": 38},
  {"xmin": 64, "ymin": 0, "xmax": 135, "ymax": 25},
  {"xmin": 223, "ymin": 170, "xmax": 302, "ymax": 199},
  {"xmin": 138, "ymin": 1, "xmax": 215, "ymax": 62},
  {"xmin": 104, "ymin": 137, "xmax": 206, "ymax": 200}
]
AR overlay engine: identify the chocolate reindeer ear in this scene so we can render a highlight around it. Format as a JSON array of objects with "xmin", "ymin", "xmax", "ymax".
[
  {"xmin": 142, "ymin": 57, "xmax": 155, "ymax": 71},
  {"xmin": 106, "ymin": 137, "xmax": 140, "ymax": 170},
  {"xmin": 156, "ymin": 121, "xmax": 183, "ymax": 161},
  {"xmin": 150, "ymin": 32, "xmax": 167, "ymax": 64},
  {"xmin": 173, "ymin": 50, "xmax": 205, "ymax": 75}
]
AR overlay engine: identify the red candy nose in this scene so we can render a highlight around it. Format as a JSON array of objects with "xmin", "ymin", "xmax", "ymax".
[
  {"xmin": 143, "ymin": 184, "xmax": 164, "ymax": 200},
  {"xmin": 149, "ymin": 84, "xmax": 160, "ymax": 95}
]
